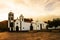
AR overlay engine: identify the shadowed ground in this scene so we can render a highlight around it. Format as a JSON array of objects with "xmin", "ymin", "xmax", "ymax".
[{"xmin": 0, "ymin": 32, "xmax": 60, "ymax": 40}]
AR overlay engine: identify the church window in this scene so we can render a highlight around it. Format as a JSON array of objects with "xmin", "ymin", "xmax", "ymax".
[
  {"xmin": 11, "ymin": 14, "xmax": 13, "ymax": 16},
  {"xmin": 10, "ymin": 22, "xmax": 13, "ymax": 27},
  {"xmin": 8, "ymin": 18, "xmax": 10, "ymax": 20},
  {"xmin": 17, "ymin": 23, "xmax": 18, "ymax": 24},
  {"xmin": 23, "ymin": 27, "xmax": 24, "ymax": 29},
  {"xmin": 11, "ymin": 17, "xmax": 13, "ymax": 20}
]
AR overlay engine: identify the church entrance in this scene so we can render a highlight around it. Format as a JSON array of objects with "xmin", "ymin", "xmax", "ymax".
[
  {"xmin": 40, "ymin": 24, "xmax": 42, "ymax": 30},
  {"xmin": 30, "ymin": 24, "xmax": 33, "ymax": 31},
  {"xmin": 16, "ymin": 26, "xmax": 19, "ymax": 32}
]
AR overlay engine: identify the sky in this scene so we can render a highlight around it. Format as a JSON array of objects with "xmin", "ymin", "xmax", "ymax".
[{"xmin": 0, "ymin": 0, "xmax": 60, "ymax": 21}]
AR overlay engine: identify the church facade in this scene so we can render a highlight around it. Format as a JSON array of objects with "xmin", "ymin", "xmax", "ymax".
[
  {"xmin": 8, "ymin": 11, "xmax": 47, "ymax": 32},
  {"xmin": 8, "ymin": 12, "xmax": 31, "ymax": 31}
]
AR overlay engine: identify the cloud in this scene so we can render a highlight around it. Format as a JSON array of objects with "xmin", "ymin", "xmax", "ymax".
[
  {"xmin": 0, "ymin": 0, "xmax": 60, "ymax": 21},
  {"xmin": 45, "ymin": 0, "xmax": 60, "ymax": 11},
  {"xmin": 45, "ymin": 2, "xmax": 55, "ymax": 11}
]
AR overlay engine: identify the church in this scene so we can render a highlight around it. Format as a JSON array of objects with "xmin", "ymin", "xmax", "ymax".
[
  {"xmin": 8, "ymin": 11, "xmax": 47, "ymax": 32},
  {"xmin": 8, "ymin": 12, "xmax": 32, "ymax": 31}
]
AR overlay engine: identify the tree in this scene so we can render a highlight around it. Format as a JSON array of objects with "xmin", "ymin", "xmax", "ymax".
[
  {"xmin": 46, "ymin": 18, "xmax": 60, "ymax": 29},
  {"xmin": 47, "ymin": 20, "xmax": 53, "ymax": 28},
  {"xmin": 53, "ymin": 18, "xmax": 60, "ymax": 29}
]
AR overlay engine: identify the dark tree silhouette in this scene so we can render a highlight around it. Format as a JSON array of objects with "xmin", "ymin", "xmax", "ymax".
[
  {"xmin": 46, "ymin": 18, "xmax": 60, "ymax": 29},
  {"xmin": 53, "ymin": 18, "xmax": 60, "ymax": 29}
]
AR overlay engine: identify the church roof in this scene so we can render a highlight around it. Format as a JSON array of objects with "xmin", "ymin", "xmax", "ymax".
[{"xmin": 14, "ymin": 18, "xmax": 33, "ymax": 23}]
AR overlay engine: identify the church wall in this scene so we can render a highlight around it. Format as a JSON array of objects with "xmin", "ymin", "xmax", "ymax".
[
  {"xmin": 21, "ymin": 22, "xmax": 30, "ymax": 31},
  {"xmin": 32, "ymin": 23, "xmax": 41, "ymax": 30},
  {"xmin": 41, "ymin": 23, "xmax": 47, "ymax": 29},
  {"xmin": 32, "ymin": 22, "xmax": 47, "ymax": 30}
]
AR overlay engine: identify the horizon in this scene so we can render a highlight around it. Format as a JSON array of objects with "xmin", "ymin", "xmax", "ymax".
[{"xmin": 0, "ymin": 0, "xmax": 60, "ymax": 21}]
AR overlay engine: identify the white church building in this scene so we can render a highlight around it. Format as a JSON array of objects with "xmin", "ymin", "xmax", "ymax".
[{"xmin": 8, "ymin": 11, "xmax": 47, "ymax": 31}]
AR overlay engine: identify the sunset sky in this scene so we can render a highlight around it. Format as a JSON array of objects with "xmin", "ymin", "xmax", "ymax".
[{"xmin": 0, "ymin": 0, "xmax": 60, "ymax": 21}]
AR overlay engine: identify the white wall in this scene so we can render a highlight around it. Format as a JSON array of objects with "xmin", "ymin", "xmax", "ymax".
[
  {"xmin": 42, "ymin": 23, "xmax": 47, "ymax": 29},
  {"xmin": 33, "ymin": 23, "xmax": 37, "ymax": 30},
  {"xmin": 32, "ymin": 21, "xmax": 47, "ymax": 30},
  {"xmin": 21, "ymin": 21, "xmax": 31, "ymax": 31},
  {"xmin": 32, "ymin": 23, "xmax": 40, "ymax": 30}
]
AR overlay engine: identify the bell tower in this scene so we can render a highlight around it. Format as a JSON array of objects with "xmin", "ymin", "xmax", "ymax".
[
  {"xmin": 8, "ymin": 11, "xmax": 14, "ymax": 31},
  {"xmin": 19, "ymin": 14, "xmax": 24, "ymax": 22},
  {"xmin": 19, "ymin": 14, "xmax": 24, "ymax": 30}
]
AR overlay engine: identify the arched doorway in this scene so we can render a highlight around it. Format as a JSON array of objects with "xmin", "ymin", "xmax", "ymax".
[
  {"xmin": 30, "ymin": 23, "xmax": 33, "ymax": 31},
  {"xmin": 40, "ymin": 24, "xmax": 42, "ymax": 30},
  {"xmin": 16, "ymin": 26, "xmax": 19, "ymax": 32}
]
